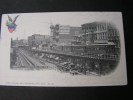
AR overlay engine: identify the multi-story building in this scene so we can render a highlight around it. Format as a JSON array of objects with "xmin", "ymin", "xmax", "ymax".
[
  {"xmin": 71, "ymin": 27, "xmax": 82, "ymax": 45},
  {"xmin": 44, "ymin": 22, "xmax": 120, "ymax": 75},
  {"xmin": 28, "ymin": 34, "xmax": 46, "ymax": 47},
  {"xmin": 50, "ymin": 24, "xmax": 60, "ymax": 43},
  {"xmin": 50, "ymin": 24, "xmax": 82, "ymax": 45},
  {"xmin": 81, "ymin": 22, "xmax": 120, "ymax": 45},
  {"xmin": 52, "ymin": 22, "xmax": 120, "ymax": 59},
  {"xmin": 81, "ymin": 22, "xmax": 120, "ymax": 58},
  {"xmin": 49, "ymin": 22, "xmax": 120, "ymax": 62}
]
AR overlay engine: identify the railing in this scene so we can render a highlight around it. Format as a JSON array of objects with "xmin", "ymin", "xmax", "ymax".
[{"xmin": 31, "ymin": 49, "xmax": 119, "ymax": 61}]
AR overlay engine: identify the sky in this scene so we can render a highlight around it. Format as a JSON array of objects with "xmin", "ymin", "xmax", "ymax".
[{"xmin": 1, "ymin": 12, "xmax": 122, "ymax": 40}]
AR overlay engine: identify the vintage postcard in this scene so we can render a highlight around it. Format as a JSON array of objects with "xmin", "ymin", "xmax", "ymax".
[{"xmin": 0, "ymin": 12, "xmax": 127, "ymax": 86}]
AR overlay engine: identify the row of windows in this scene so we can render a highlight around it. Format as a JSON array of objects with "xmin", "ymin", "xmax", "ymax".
[
  {"xmin": 93, "ymin": 31, "xmax": 119, "ymax": 40},
  {"xmin": 108, "ymin": 29, "xmax": 119, "ymax": 36},
  {"xmin": 95, "ymin": 32, "xmax": 107, "ymax": 40},
  {"xmin": 82, "ymin": 24, "xmax": 107, "ymax": 32},
  {"xmin": 96, "ymin": 24, "xmax": 107, "ymax": 31}
]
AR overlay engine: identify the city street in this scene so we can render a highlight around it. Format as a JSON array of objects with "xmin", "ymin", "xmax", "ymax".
[
  {"xmin": 13, "ymin": 48, "xmax": 84, "ymax": 75},
  {"xmin": 10, "ymin": 20, "xmax": 120, "ymax": 76}
]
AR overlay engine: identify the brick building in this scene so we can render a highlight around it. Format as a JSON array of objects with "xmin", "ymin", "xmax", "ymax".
[
  {"xmin": 28, "ymin": 34, "xmax": 46, "ymax": 47},
  {"xmin": 81, "ymin": 22, "xmax": 120, "ymax": 45},
  {"xmin": 50, "ymin": 24, "xmax": 82, "ymax": 45},
  {"xmin": 81, "ymin": 22, "xmax": 120, "ymax": 55}
]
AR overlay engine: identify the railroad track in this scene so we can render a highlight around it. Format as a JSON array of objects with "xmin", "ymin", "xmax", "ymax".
[
  {"xmin": 18, "ymin": 49, "xmax": 44, "ymax": 68},
  {"xmin": 18, "ymin": 50, "xmax": 34, "ymax": 67}
]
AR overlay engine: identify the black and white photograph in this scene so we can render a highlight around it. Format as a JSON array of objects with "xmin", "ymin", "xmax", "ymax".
[{"xmin": 0, "ymin": 12, "xmax": 127, "ymax": 86}]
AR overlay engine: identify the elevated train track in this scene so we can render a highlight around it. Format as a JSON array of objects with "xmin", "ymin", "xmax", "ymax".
[
  {"xmin": 30, "ymin": 49, "xmax": 119, "ymax": 75},
  {"xmin": 17, "ymin": 49, "xmax": 45, "ymax": 69}
]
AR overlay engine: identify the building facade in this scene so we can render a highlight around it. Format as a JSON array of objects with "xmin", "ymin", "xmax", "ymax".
[
  {"xmin": 81, "ymin": 22, "xmax": 120, "ymax": 56},
  {"xmin": 81, "ymin": 22, "xmax": 120, "ymax": 44},
  {"xmin": 28, "ymin": 34, "xmax": 46, "ymax": 47},
  {"xmin": 50, "ymin": 24, "xmax": 82, "ymax": 45},
  {"xmin": 51, "ymin": 22, "xmax": 120, "ymax": 61}
]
